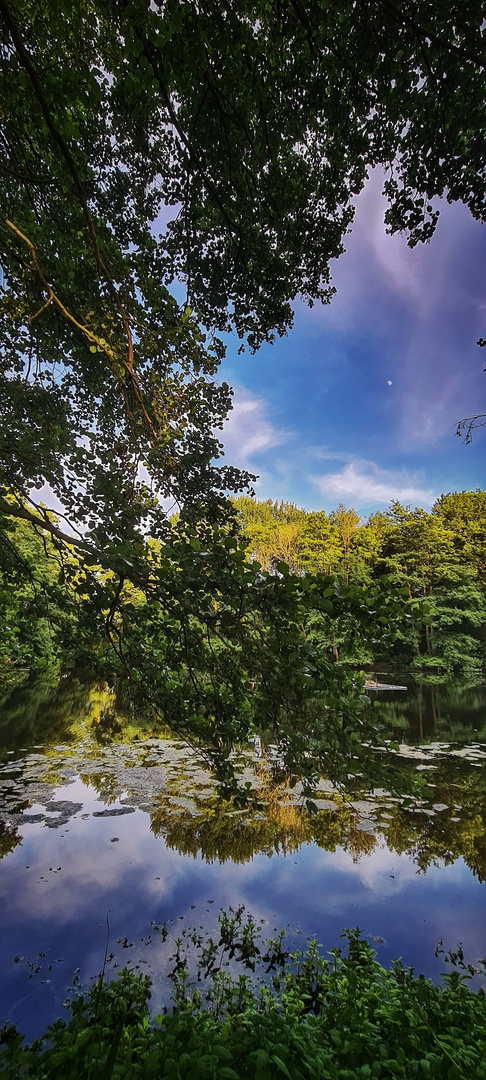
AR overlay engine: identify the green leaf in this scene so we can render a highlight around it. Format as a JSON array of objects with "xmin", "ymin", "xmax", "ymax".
[{"xmin": 271, "ymin": 1054, "xmax": 292, "ymax": 1077}]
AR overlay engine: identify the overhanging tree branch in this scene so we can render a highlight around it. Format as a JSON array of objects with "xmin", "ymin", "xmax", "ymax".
[
  {"xmin": 0, "ymin": 495, "xmax": 89, "ymax": 550},
  {"xmin": 4, "ymin": 219, "xmax": 156, "ymax": 437},
  {"xmin": 456, "ymin": 414, "xmax": 486, "ymax": 444}
]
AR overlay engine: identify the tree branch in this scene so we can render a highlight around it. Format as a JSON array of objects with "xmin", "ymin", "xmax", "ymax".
[
  {"xmin": 378, "ymin": 0, "xmax": 485, "ymax": 70},
  {"xmin": 0, "ymin": 496, "xmax": 89, "ymax": 550},
  {"xmin": 4, "ymin": 218, "xmax": 156, "ymax": 437},
  {"xmin": 456, "ymin": 413, "xmax": 486, "ymax": 444}
]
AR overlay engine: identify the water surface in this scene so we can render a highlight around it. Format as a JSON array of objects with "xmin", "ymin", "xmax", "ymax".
[{"xmin": 0, "ymin": 674, "xmax": 485, "ymax": 1038}]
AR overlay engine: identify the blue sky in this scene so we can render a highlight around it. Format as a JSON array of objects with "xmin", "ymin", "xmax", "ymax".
[{"xmin": 218, "ymin": 170, "xmax": 485, "ymax": 516}]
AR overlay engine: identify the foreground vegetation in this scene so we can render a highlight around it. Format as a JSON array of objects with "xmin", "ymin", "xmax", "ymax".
[
  {"xmin": 2, "ymin": 486, "xmax": 485, "ymax": 799},
  {"xmin": 2, "ymin": 488, "xmax": 485, "ymax": 702},
  {"xmin": 1, "ymin": 918, "xmax": 485, "ymax": 1080},
  {"xmin": 0, "ymin": 502, "xmax": 426, "ymax": 800}
]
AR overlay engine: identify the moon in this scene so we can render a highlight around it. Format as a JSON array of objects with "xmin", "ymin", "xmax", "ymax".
[{"xmin": 386, "ymin": 380, "xmax": 392, "ymax": 386}]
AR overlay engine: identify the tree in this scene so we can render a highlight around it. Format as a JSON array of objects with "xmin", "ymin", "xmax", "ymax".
[
  {"xmin": 1, "ymin": 0, "xmax": 485, "ymax": 545},
  {"xmin": 330, "ymin": 505, "xmax": 361, "ymax": 585},
  {"xmin": 299, "ymin": 512, "xmax": 342, "ymax": 577},
  {"xmin": 375, "ymin": 507, "xmax": 486, "ymax": 674},
  {"xmin": 0, "ymin": 511, "xmax": 71, "ymax": 690},
  {"xmin": 330, "ymin": 505, "xmax": 361, "ymax": 552},
  {"xmin": 428, "ymin": 567, "xmax": 485, "ymax": 676},
  {"xmin": 0, "ymin": 0, "xmax": 481, "ymax": 784},
  {"xmin": 433, "ymin": 490, "xmax": 486, "ymax": 586},
  {"xmin": 255, "ymin": 521, "xmax": 304, "ymax": 575},
  {"xmin": 233, "ymin": 499, "xmax": 306, "ymax": 574}
]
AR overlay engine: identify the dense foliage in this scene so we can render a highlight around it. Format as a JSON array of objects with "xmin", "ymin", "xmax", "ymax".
[
  {"xmin": 0, "ymin": 508, "xmax": 413, "ymax": 796},
  {"xmin": 1, "ymin": 917, "xmax": 485, "ymax": 1080},
  {"xmin": 1, "ymin": 1, "xmax": 484, "ymax": 782},
  {"xmin": 0, "ymin": 516, "xmax": 63, "ymax": 691},
  {"xmin": 234, "ymin": 490, "xmax": 486, "ymax": 676}
]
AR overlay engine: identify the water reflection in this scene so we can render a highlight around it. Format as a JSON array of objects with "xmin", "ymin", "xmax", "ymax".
[
  {"xmin": 370, "ymin": 675, "xmax": 486, "ymax": 744},
  {"xmin": 0, "ymin": 675, "xmax": 91, "ymax": 752},
  {"xmin": 0, "ymin": 678, "xmax": 485, "ymax": 877},
  {"xmin": 0, "ymin": 674, "xmax": 485, "ymax": 1038}
]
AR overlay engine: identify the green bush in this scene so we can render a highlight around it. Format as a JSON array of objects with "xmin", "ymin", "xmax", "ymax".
[{"xmin": 1, "ymin": 925, "xmax": 485, "ymax": 1079}]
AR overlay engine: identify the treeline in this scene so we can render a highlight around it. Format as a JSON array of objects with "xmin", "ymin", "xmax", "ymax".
[
  {"xmin": 1, "ymin": 490, "xmax": 484, "ymax": 706},
  {"xmin": 233, "ymin": 490, "xmax": 486, "ymax": 676}
]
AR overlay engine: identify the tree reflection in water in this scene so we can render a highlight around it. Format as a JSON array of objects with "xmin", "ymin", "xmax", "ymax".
[{"xmin": 0, "ymin": 676, "xmax": 484, "ymax": 879}]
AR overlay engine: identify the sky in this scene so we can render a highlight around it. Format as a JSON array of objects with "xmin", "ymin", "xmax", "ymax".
[{"xmin": 218, "ymin": 169, "xmax": 486, "ymax": 516}]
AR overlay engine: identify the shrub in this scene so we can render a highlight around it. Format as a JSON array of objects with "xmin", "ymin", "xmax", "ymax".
[{"xmin": 1, "ymin": 922, "xmax": 485, "ymax": 1079}]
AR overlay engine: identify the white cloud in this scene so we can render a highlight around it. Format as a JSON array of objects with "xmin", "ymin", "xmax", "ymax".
[
  {"xmin": 297, "ymin": 169, "xmax": 429, "ymax": 338},
  {"xmin": 291, "ymin": 169, "xmax": 486, "ymax": 449},
  {"xmin": 309, "ymin": 841, "xmax": 426, "ymax": 896},
  {"xmin": 312, "ymin": 460, "xmax": 434, "ymax": 510},
  {"xmin": 220, "ymin": 384, "xmax": 291, "ymax": 467},
  {"xmin": 306, "ymin": 448, "xmax": 356, "ymax": 463},
  {"xmin": 356, "ymin": 170, "xmax": 435, "ymax": 307}
]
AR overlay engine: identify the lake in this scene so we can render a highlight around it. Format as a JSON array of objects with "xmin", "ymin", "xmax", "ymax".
[{"xmin": 0, "ymin": 673, "xmax": 485, "ymax": 1040}]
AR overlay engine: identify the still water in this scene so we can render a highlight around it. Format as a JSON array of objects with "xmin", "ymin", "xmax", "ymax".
[{"xmin": 0, "ymin": 674, "xmax": 485, "ymax": 1038}]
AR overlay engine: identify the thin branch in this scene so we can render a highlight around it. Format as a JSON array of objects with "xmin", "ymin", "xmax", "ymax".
[
  {"xmin": 456, "ymin": 413, "xmax": 486, "ymax": 444},
  {"xmin": 0, "ymin": 160, "xmax": 54, "ymax": 185},
  {"xmin": 4, "ymin": 219, "xmax": 155, "ymax": 435},
  {"xmin": 136, "ymin": 28, "xmax": 243, "ymax": 249},
  {"xmin": 104, "ymin": 576, "xmax": 133, "ymax": 678},
  {"xmin": 1, "ymin": 528, "xmax": 44, "ymax": 607}
]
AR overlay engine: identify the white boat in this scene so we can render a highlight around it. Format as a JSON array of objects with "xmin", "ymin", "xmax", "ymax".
[{"xmin": 364, "ymin": 680, "xmax": 407, "ymax": 691}]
